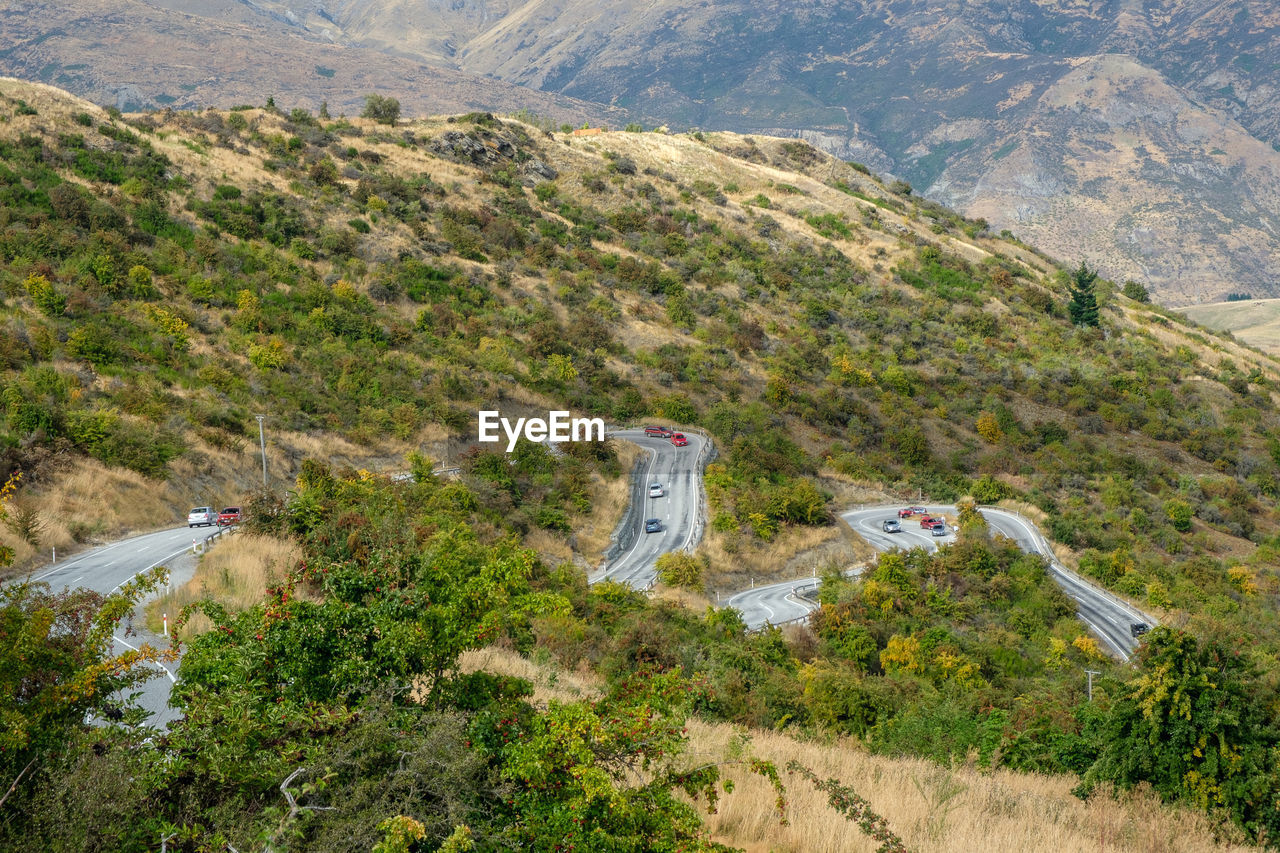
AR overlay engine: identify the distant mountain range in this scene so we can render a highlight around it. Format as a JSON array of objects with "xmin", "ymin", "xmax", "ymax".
[{"xmin": 5, "ymin": 0, "xmax": 1280, "ymax": 305}]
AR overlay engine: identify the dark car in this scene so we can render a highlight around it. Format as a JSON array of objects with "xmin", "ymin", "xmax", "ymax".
[
  {"xmin": 643, "ymin": 426, "xmax": 673, "ymax": 438},
  {"xmin": 217, "ymin": 506, "xmax": 242, "ymax": 526},
  {"xmin": 882, "ymin": 519, "xmax": 901, "ymax": 533},
  {"xmin": 930, "ymin": 521, "xmax": 947, "ymax": 536},
  {"xmin": 1130, "ymin": 622, "xmax": 1150, "ymax": 638},
  {"xmin": 645, "ymin": 518, "xmax": 662, "ymax": 534},
  {"xmin": 670, "ymin": 433, "xmax": 688, "ymax": 447}
]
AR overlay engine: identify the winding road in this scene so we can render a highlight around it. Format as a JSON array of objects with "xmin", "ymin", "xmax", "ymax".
[
  {"xmin": 591, "ymin": 428, "xmax": 711, "ymax": 589},
  {"xmin": 729, "ymin": 504, "xmax": 1158, "ymax": 661},
  {"xmin": 37, "ymin": 436, "xmax": 1156, "ymax": 733},
  {"xmin": 592, "ymin": 434, "xmax": 1155, "ymax": 662}
]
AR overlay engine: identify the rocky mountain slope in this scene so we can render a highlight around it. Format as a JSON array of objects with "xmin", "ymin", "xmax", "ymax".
[
  {"xmin": 0, "ymin": 0, "xmax": 623, "ymax": 125},
  {"xmin": 8, "ymin": 0, "xmax": 1280, "ymax": 305}
]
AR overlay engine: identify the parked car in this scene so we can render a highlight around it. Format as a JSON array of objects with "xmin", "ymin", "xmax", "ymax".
[
  {"xmin": 187, "ymin": 507, "xmax": 217, "ymax": 527},
  {"xmin": 217, "ymin": 506, "xmax": 242, "ymax": 526},
  {"xmin": 648, "ymin": 483, "xmax": 664, "ymax": 498},
  {"xmin": 909, "ymin": 506, "xmax": 927, "ymax": 515},
  {"xmin": 670, "ymin": 432, "xmax": 688, "ymax": 446},
  {"xmin": 645, "ymin": 518, "xmax": 662, "ymax": 533},
  {"xmin": 930, "ymin": 522, "xmax": 947, "ymax": 537},
  {"xmin": 919, "ymin": 515, "xmax": 940, "ymax": 528},
  {"xmin": 1130, "ymin": 622, "xmax": 1150, "ymax": 638},
  {"xmin": 897, "ymin": 507, "xmax": 915, "ymax": 518},
  {"xmin": 882, "ymin": 519, "xmax": 901, "ymax": 533},
  {"xmin": 643, "ymin": 425, "xmax": 673, "ymax": 438}
]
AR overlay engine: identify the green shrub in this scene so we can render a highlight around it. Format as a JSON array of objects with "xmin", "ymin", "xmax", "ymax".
[
  {"xmin": 23, "ymin": 275, "xmax": 65, "ymax": 317},
  {"xmin": 655, "ymin": 551, "xmax": 704, "ymax": 589}
]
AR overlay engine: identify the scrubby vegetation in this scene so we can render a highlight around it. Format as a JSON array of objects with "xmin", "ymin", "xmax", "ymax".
[
  {"xmin": 5, "ymin": 80, "xmax": 1280, "ymax": 846},
  {"xmin": 5, "ymin": 467, "xmax": 1275, "ymax": 849}
]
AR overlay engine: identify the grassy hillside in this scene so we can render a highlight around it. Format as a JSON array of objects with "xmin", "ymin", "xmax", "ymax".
[
  {"xmin": 3, "ymin": 79, "xmax": 1280, "ymax": 621},
  {"xmin": 1181, "ymin": 298, "xmax": 1280, "ymax": 356},
  {"xmin": 6, "ymin": 78, "xmax": 1280, "ymax": 846}
]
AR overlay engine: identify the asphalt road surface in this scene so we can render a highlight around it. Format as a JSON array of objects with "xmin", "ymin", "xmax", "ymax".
[
  {"xmin": 729, "ymin": 505, "xmax": 1156, "ymax": 661},
  {"xmin": 593, "ymin": 429, "xmax": 710, "ymax": 589},
  {"xmin": 28, "ymin": 525, "xmax": 223, "ymax": 726}
]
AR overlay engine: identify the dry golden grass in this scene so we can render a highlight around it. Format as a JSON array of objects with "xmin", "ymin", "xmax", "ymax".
[
  {"xmin": 1, "ymin": 458, "xmax": 179, "ymax": 569},
  {"xmin": 702, "ymin": 522, "xmax": 870, "ymax": 594},
  {"xmin": 523, "ymin": 527, "xmax": 574, "ymax": 565},
  {"xmin": 459, "ymin": 646, "xmax": 602, "ymax": 707},
  {"xmin": 650, "ymin": 584, "xmax": 714, "ymax": 611},
  {"xmin": 696, "ymin": 722, "xmax": 1251, "ymax": 853},
  {"xmin": 463, "ymin": 644, "xmax": 1251, "ymax": 852},
  {"xmin": 144, "ymin": 533, "xmax": 302, "ymax": 635}
]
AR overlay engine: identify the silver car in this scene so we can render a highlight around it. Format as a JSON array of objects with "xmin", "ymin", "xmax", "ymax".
[
  {"xmin": 187, "ymin": 506, "xmax": 217, "ymax": 527},
  {"xmin": 648, "ymin": 483, "xmax": 664, "ymax": 498}
]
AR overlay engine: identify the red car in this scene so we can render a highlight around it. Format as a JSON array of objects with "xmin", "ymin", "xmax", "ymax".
[
  {"xmin": 919, "ymin": 515, "xmax": 940, "ymax": 528},
  {"xmin": 643, "ymin": 425, "xmax": 674, "ymax": 438},
  {"xmin": 897, "ymin": 507, "xmax": 915, "ymax": 518},
  {"xmin": 670, "ymin": 432, "xmax": 688, "ymax": 447},
  {"xmin": 217, "ymin": 506, "xmax": 242, "ymax": 526}
]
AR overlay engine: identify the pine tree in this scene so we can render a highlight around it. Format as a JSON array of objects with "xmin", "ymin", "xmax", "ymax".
[{"xmin": 1067, "ymin": 261, "xmax": 1100, "ymax": 327}]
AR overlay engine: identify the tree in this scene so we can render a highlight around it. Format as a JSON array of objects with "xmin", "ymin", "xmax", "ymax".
[
  {"xmin": 1121, "ymin": 279, "xmax": 1150, "ymax": 303},
  {"xmin": 0, "ymin": 570, "xmax": 169, "ymax": 807},
  {"xmin": 1067, "ymin": 261, "xmax": 1100, "ymax": 327},
  {"xmin": 0, "ymin": 473, "xmax": 16, "ymax": 568},
  {"xmin": 975, "ymin": 411, "xmax": 1003, "ymax": 444},
  {"xmin": 495, "ymin": 669, "xmax": 785, "ymax": 851},
  {"xmin": 362, "ymin": 94, "xmax": 401, "ymax": 126},
  {"xmin": 1164, "ymin": 498, "xmax": 1193, "ymax": 532},
  {"xmin": 1081, "ymin": 628, "xmax": 1280, "ymax": 842},
  {"xmin": 655, "ymin": 551, "xmax": 704, "ymax": 589}
]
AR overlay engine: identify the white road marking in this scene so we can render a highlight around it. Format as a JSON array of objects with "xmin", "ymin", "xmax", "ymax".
[
  {"xmin": 113, "ymin": 634, "xmax": 176, "ymax": 683},
  {"xmin": 605, "ymin": 441, "xmax": 659, "ymax": 580},
  {"xmin": 109, "ymin": 544, "xmax": 192, "ymax": 595},
  {"xmin": 30, "ymin": 530, "xmax": 163, "ymax": 580}
]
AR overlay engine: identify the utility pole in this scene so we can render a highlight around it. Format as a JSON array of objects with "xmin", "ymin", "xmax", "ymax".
[
  {"xmin": 1085, "ymin": 668, "xmax": 1100, "ymax": 702},
  {"xmin": 255, "ymin": 414, "xmax": 267, "ymax": 489}
]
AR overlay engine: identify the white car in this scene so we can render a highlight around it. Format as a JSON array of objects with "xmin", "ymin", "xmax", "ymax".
[
  {"xmin": 648, "ymin": 483, "xmax": 664, "ymax": 498},
  {"xmin": 187, "ymin": 506, "xmax": 217, "ymax": 527}
]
